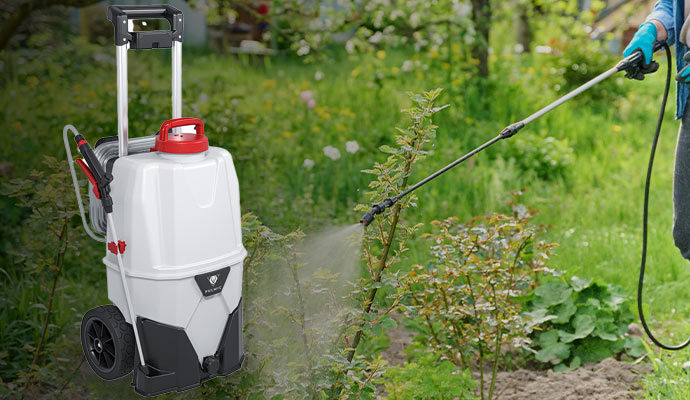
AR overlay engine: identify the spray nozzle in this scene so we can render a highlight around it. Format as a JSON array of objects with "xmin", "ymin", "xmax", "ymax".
[{"xmin": 360, "ymin": 197, "xmax": 397, "ymax": 226}]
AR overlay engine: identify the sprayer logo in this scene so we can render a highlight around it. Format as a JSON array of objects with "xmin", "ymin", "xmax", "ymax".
[{"xmin": 194, "ymin": 267, "xmax": 230, "ymax": 297}]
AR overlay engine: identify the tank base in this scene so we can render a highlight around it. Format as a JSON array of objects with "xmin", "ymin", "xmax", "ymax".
[{"xmin": 133, "ymin": 299, "xmax": 244, "ymax": 397}]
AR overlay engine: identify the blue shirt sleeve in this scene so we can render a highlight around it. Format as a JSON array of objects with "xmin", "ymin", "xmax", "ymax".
[{"xmin": 646, "ymin": 0, "xmax": 676, "ymax": 46}]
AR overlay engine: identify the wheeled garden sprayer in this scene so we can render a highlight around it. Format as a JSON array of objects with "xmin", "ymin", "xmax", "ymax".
[
  {"xmin": 361, "ymin": 41, "xmax": 690, "ymax": 352},
  {"xmin": 63, "ymin": 5, "xmax": 245, "ymax": 396}
]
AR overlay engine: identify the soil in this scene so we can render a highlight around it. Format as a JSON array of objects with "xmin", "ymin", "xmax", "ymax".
[
  {"xmin": 483, "ymin": 358, "xmax": 650, "ymax": 400},
  {"xmin": 381, "ymin": 320, "xmax": 651, "ymax": 400}
]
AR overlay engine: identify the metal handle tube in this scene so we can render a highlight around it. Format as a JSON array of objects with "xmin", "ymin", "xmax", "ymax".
[
  {"xmin": 172, "ymin": 40, "xmax": 182, "ymax": 120},
  {"xmin": 117, "ymin": 45, "xmax": 128, "ymax": 157}
]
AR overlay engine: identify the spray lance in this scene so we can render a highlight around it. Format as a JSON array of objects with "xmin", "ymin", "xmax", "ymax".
[
  {"xmin": 360, "ymin": 42, "xmax": 690, "ymax": 351},
  {"xmin": 360, "ymin": 44, "xmax": 661, "ymax": 226}
]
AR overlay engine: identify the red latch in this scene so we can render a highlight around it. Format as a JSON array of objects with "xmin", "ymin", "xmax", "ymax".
[
  {"xmin": 75, "ymin": 159, "xmax": 101, "ymax": 199},
  {"xmin": 108, "ymin": 240, "xmax": 127, "ymax": 255}
]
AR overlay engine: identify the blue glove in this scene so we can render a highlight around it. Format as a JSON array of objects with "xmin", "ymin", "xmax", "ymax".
[
  {"xmin": 623, "ymin": 22, "xmax": 657, "ymax": 64},
  {"xmin": 678, "ymin": 53, "xmax": 690, "ymax": 84}
]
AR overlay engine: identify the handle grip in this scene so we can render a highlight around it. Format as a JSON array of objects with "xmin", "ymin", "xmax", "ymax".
[
  {"xmin": 107, "ymin": 5, "xmax": 183, "ymax": 50},
  {"xmin": 155, "ymin": 118, "xmax": 209, "ymax": 154},
  {"xmin": 158, "ymin": 118, "xmax": 204, "ymax": 142},
  {"xmin": 73, "ymin": 134, "xmax": 114, "ymax": 212}
]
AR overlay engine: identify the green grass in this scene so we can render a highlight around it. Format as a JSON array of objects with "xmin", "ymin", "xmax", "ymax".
[{"xmin": 3, "ymin": 38, "xmax": 690, "ymax": 398}]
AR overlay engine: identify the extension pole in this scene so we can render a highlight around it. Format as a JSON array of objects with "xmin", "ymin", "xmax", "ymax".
[{"xmin": 360, "ymin": 50, "xmax": 649, "ymax": 225}]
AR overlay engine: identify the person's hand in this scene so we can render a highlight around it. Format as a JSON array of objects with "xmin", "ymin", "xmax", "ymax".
[
  {"xmin": 678, "ymin": 52, "xmax": 690, "ymax": 84},
  {"xmin": 623, "ymin": 22, "xmax": 657, "ymax": 64}
]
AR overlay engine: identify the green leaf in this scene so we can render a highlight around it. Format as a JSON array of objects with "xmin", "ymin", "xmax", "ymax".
[
  {"xmin": 379, "ymin": 145, "xmax": 397, "ymax": 154},
  {"xmin": 534, "ymin": 281, "xmax": 572, "ymax": 307},
  {"xmin": 536, "ymin": 331, "xmax": 570, "ymax": 365},
  {"xmin": 572, "ymin": 337, "xmax": 616, "ymax": 364},
  {"xmin": 552, "ymin": 296, "xmax": 577, "ymax": 324},
  {"xmin": 594, "ymin": 316, "xmax": 620, "ymax": 341},
  {"xmin": 524, "ymin": 308, "xmax": 557, "ymax": 330},
  {"xmin": 624, "ymin": 336, "xmax": 647, "ymax": 358},
  {"xmin": 570, "ymin": 276, "xmax": 592, "ymax": 292},
  {"xmin": 538, "ymin": 329, "xmax": 560, "ymax": 347},
  {"xmin": 603, "ymin": 284, "xmax": 628, "ymax": 311},
  {"xmin": 553, "ymin": 363, "xmax": 569, "ymax": 373},
  {"xmin": 558, "ymin": 314, "xmax": 595, "ymax": 343}
]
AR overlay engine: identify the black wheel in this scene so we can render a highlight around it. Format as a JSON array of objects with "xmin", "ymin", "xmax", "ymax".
[{"xmin": 81, "ymin": 305, "xmax": 135, "ymax": 380}]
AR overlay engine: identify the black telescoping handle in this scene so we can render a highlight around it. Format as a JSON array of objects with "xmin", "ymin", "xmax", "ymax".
[{"xmin": 107, "ymin": 5, "xmax": 183, "ymax": 50}]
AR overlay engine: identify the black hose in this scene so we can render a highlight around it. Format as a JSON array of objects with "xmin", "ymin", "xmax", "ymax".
[{"xmin": 637, "ymin": 43, "xmax": 690, "ymax": 350}]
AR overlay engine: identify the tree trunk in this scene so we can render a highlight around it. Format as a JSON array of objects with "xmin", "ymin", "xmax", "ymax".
[
  {"xmin": 470, "ymin": 0, "xmax": 491, "ymax": 78},
  {"xmin": 0, "ymin": 2, "xmax": 33, "ymax": 50},
  {"xmin": 0, "ymin": 0, "xmax": 101, "ymax": 50},
  {"xmin": 516, "ymin": 5, "xmax": 531, "ymax": 53}
]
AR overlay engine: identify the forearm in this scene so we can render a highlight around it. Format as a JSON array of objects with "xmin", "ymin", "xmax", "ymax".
[
  {"xmin": 649, "ymin": 19, "xmax": 668, "ymax": 41},
  {"xmin": 646, "ymin": 0, "xmax": 674, "ymax": 45}
]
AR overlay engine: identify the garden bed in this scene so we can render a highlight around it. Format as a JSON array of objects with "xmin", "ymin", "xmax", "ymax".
[{"xmin": 382, "ymin": 321, "xmax": 650, "ymax": 400}]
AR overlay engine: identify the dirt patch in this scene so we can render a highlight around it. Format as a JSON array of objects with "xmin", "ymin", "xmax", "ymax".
[
  {"xmin": 486, "ymin": 358, "xmax": 650, "ymax": 400},
  {"xmin": 382, "ymin": 321, "xmax": 651, "ymax": 400}
]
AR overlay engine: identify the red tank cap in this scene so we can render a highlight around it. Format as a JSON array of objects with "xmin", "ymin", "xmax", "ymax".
[{"xmin": 155, "ymin": 117, "xmax": 209, "ymax": 154}]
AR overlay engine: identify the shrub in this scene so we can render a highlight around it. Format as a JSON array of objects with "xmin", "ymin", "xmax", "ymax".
[
  {"xmin": 524, "ymin": 276, "xmax": 640, "ymax": 371},
  {"xmin": 399, "ymin": 194, "xmax": 557, "ymax": 400},
  {"xmin": 503, "ymin": 131, "xmax": 573, "ymax": 181},
  {"xmin": 383, "ymin": 354, "xmax": 478, "ymax": 400},
  {"xmin": 331, "ymin": 89, "xmax": 449, "ymax": 398}
]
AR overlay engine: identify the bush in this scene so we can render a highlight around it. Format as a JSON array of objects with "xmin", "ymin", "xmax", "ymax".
[
  {"xmin": 524, "ymin": 276, "xmax": 640, "ymax": 371},
  {"xmin": 503, "ymin": 131, "xmax": 573, "ymax": 181},
  {"xmin": 383, "ymin": 354, "xmax": 478, "ymax": 400},
  {"xmin": 399, "ymin": 193, "xmax": 557, "ymax": 400}
]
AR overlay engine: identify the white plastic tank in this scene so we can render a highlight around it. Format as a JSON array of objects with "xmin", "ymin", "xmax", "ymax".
[{"xmin": 105, "ymin": 118, "xmax": 246, "ymax": 362}]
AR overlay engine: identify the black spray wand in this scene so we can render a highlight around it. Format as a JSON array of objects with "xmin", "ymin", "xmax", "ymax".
[{"xmin": 360, "ymin": 44, "xmax": 661, "ymax": 226}]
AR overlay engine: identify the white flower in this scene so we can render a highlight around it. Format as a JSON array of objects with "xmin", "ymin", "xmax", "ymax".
[
  {"xmin": 297, "ymin": 40, "xmax": 310, "ymax": 56},
  {"xmin": 401, "ymin": 60, "xmax": 414, "ymax": 72},
  {"xmin": 300, "ymin": 91, "xmax": 313, "ymax": 103},
  {"xmin": 314, "ymin": 71, "xmax": 324, "ymax": 81},
  {"xmin": 368, "ymin": 31, "xmax": 384, "ymax": 44},
  {"xmin": 514, "ymin": 43, "xmax": 524, "ymax": 54},
  {"xmin": 409, "ymin": 12, "xmax": 421, "ymax": 28},
  {"xmin": 323, "ymin": 146, "xmax": 341, "ymax": 160},
  {"xmin": 345, "ymin": 40, "xmax": 356, "ymax": 54},
  {"xmin": 535, "ymin": 45, "xmax": 552, "ymax": 54},
  {"xmin": 345, "ymin": 141, "xmax": 359, "ymax": 154},
  {"xmin": 454, "ymin": 2, "xmax": 472, "ymax": 17},
  {"xmin": 390, "ymin": 10, "xmax": 404, "ymax": 20},
  {"xmin": 303, "ymin": 159, "xmax": 315, "ymax": 169}
]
